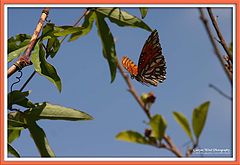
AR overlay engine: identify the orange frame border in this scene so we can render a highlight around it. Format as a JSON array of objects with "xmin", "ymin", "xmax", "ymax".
[{"xmin": 0, "ymin": 1, "xmax": 239, "ymax": 165}]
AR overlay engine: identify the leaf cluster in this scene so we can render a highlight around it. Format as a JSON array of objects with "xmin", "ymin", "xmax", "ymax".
[
  {"xmin": 8, "ymin": 7, "xmax": 150, "ymax": 157},
  {"xmin": 8, "ymin": 90, "xmax": 93, "ymax": 157},
  {"xmin": 116, "ymin": 100, "xmax": 210, "ymax": 157}
]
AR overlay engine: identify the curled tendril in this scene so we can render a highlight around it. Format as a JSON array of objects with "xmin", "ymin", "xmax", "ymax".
[
  {"xmin": 9, "ymin": 70, "xmax": 23, "ymax": 112},
  {"xmin": 10, "ymin": 70, "xmax": 23, "ymax": 93}
]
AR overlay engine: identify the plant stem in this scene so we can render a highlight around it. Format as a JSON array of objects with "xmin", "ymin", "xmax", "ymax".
[
  {"xmin": 209, "ymin": 83, "xmax": 232, "ymax": 100},
  {"xmin": 199, "ymin": 8, "xmax": 232, "ymax": 85},
  {"xmin": 8, "ymin": 8, "xmax": 50, "ymax": 78},
  {"xmin": 116, "ymin": 61, "xmax": 151, "ymax": 120},
  {"xmin": 117, "ymin": 59, "xmax": 183, "ymax": 157},
  {"xmin": 19, "ymin": 9, "xmax": 90, "ymax": 92},
  {"xmin": 207, "ymin": 8, "xmax": 233, "ymax": 62}
]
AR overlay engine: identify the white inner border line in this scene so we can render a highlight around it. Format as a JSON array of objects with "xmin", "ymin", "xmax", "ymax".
[{"xmin": 4, "ymin": 4, "xmax": 236, "ymax": 161}]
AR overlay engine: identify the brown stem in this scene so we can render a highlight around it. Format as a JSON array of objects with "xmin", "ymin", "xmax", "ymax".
[
  {"xmin": 117, "ymin": 59, "xmax": 183, "ymax": 157},
  {"xmin": 186, "ymin": 143, "xmax": 198, "ymax": 157},
  {"xmin": 198, "ymin": 8, "xmax": 232, "ymax": 85},
  {"xmin": 116, "ymin": 60, "xmax": 151, "ymax": 120},
  {"xmin": 8, "ymin": 8, "xmax": 50, "ymax": 78},
  {"xmin": 162, "ymin": 135, "xmax": 183, "ymax": 157},
  {"xmin": 18, "ymin": 9, "xmax": 90, "ymax": 92},
  {"xmin": 207, "ymin": 8, "xmax": 233, "ymax": 62}
]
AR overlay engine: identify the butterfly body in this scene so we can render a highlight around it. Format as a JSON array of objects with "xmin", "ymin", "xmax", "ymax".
[{"xmin": 122, "ymin": 30, "xmax": 166, "ymax": 87}]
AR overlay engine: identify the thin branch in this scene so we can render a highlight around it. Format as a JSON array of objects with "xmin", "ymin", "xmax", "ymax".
[
  {"xmin": 117, "ymin": 59, "xmax": 183, "ymax": 157},
  {"xmin": 117, "ymin": 60, "xmax": 151, "ymax": 120},
  {"xmin": 19, "ymin": 9, "xmax": 90, "ymax": 92},
  {"xmin": 60, "ymin": 9, "xmax": 90, "ymax": 44},
  {"xmin": 198, "ymin": 8, "xmax": 232, "ymax": 85},
  {"xmin": 186, "ymin": 143, "xmax": 198, "ymax": 157},
  {"xmin": 207, "ymin": 8, "xmax": 233, "ymax": 62},
  {"xmin": 8, "ymin": 8, "xmax": 50, "ymax": 78},
  {"xmin": 162, "ymin": 135, "xmax": 183, "ymax": 157},
  {"xmin": 209, "ymin": 83, "xmax": 232, "ymax": 100}
]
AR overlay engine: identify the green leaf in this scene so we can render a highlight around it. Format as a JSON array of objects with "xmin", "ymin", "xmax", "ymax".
[
  {"xmin": 95, "ymin": 8, "xmax": 152, "ymax": 32},
  {"xmin": 69, "ymin": 11, "xmax": 96, "ymax": 42},
  {"xmin": 95, "ymin": 12, "xmax": 117, "ymax": 83},
  {"xmin": 41, "ymin": 23, "xmax": 55, "ymax": 39},
  {"xmin": 54, "ymin": 26, "xmax": 84, "ymax": 37},
  {"xmin": 139, "ymin": 8, "xmax": 148, "ymax": 19},
  {"xmin": 31, "ymin": 42, "xmax": 62, "ymax": 92},
  {"xmin": 149, "ymin": 114, "xmax": 167, "ymax": 141},
  {"xmin": 46, "ymin": 37, "xmax": 60, "ymax": 58},
  {"xmin": 8, "ymin": 34, "xmax": 31, "ymax": 53},
  {"xmin": 25, "ymin": 102, "xmax": 93, "ymax": 121},
  {"xmin": 40, "ymin": 23, "xmax": 61, "ymax": 58},
  {"xmin": 8, "ymin": 111, "xmax": 27, "ymax": 128},
  {"xmin": 8, "ymin": 45, "xmax": 28, "ymax": 63},
  {"xmin": 26, "ymin": 120, "xmax": 55, "ymax": 157},
  {"xmin": 8, "ymin": 111, "xmax": 26, "ymax": 143},
  {"xmin": 8, "ymin": 34, "xmax": 31, "ymax": 63},
  {"xmin": 116, "ymin": 130, "xmax": 148, "ymax": 144},
  {"xmin": 8, "ymin": 129, "xmax": 21, "ymax": 144},
  {"xmin": 8, "ymin": 144, "xmax": 20, "ymax": 157},
  {"xmin": 8, "ymin": 90, "xmax": 35, "ymax": 108},
  {"xmin": 192, "ymin": 101, "xmax": 210, "ymax": 140},
  {"xmin": 173, "ymin": 111, "xmax": 194, "ymax": 142}
]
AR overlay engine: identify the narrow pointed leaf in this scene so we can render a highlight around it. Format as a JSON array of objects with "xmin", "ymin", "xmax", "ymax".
[
  {"xmin": 173, "ymin": 111, "xmax": 194, "ymax": 142},
  {"xmin": 192, "ymin": 101, "xmax": 210, "ymax": 140},
  {"xmin": 69, "ymin": 11, "xmax": 96, "ymax": 42},
  {"xmin": 25, "ymin": 102, "xmax": 93, "ymax": 121},
  {"xmin": 116, "ymin": 130, "xmax": 148, "ymax": 144},
  {"xmin": 95, "ymin": 8, "xmax": 152, "ymax": 32},
  {"xmin": 95, "ymin": 12, "xmax": 117, "ymax": 82},
  {"xmin": 149, "ymin": 114, "xmax": 167, "ymax": 141},
  {"xmin": 31, "ymin": 42, "xmax": 62, "ymax": 92},
  {"xmin": 27, "ymin": 120, "xmax": 55, "ymax": 157},
  {"xmin": 8, "ymin": 144, "xmax": 20, "ymax": 157},
  {"xmin": 54, "ymin": 26, "xmax": 84, "ymax": 36},
  {"xmin": 139, "ymin": 8, "xmax": 148, "ymax": 19}
]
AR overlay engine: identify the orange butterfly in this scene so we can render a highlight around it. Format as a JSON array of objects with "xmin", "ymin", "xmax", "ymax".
[{"xmin": 122, "ymin": 30, "xmax": 166, "ymax": 86}]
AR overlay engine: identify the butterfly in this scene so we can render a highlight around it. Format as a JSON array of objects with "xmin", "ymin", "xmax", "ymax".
[{"xmin": 121, "ymin": 30, "xmax": 166, "ymax": 86}]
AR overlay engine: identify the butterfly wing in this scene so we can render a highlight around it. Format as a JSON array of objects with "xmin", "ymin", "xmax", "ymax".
[{"xmin": 137, "ymin": 30, "xmax": 166, "ymax": 86}]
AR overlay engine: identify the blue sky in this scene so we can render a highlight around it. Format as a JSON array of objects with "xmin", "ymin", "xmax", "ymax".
[{"xmin": 7, "ymin": 6, "xmax": 233, "ymax": 157}]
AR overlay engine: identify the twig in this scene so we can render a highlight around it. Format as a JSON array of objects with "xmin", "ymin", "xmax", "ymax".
[
  {"xmin": 209, "ymin": 83, "xmax": 232, "ymax": 100},
  {"xmin": 117, "ymin": 59, "xmax": 183, "ymax": 157},
  {"xmin": 186, "ymin": 143, "xmax": 198, "ymax": 157},
  {"xmin": 117, "ymin": 61, "xmax": 151, "ymax": 119},
  {"xmin": 19, "ymin": 71, "xmax": 36, "ymax": 92},
  {"xmin": 19, "ymin": 9, "xmax": 90, "ymax": 92},
  {"xmin": 162, "ymin": 135, "xmax": 183, "ymax": 157},
  {"xmin": 207, "ymin": 8, "xmax": 233, "ymax": 62},
  {"xmin": 198, "ymin": 8, "xmax": 232, "ymax": 85},
  {"xmin": 8, "ymin": 8, "xmax": 50, "ymax": 78}
]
